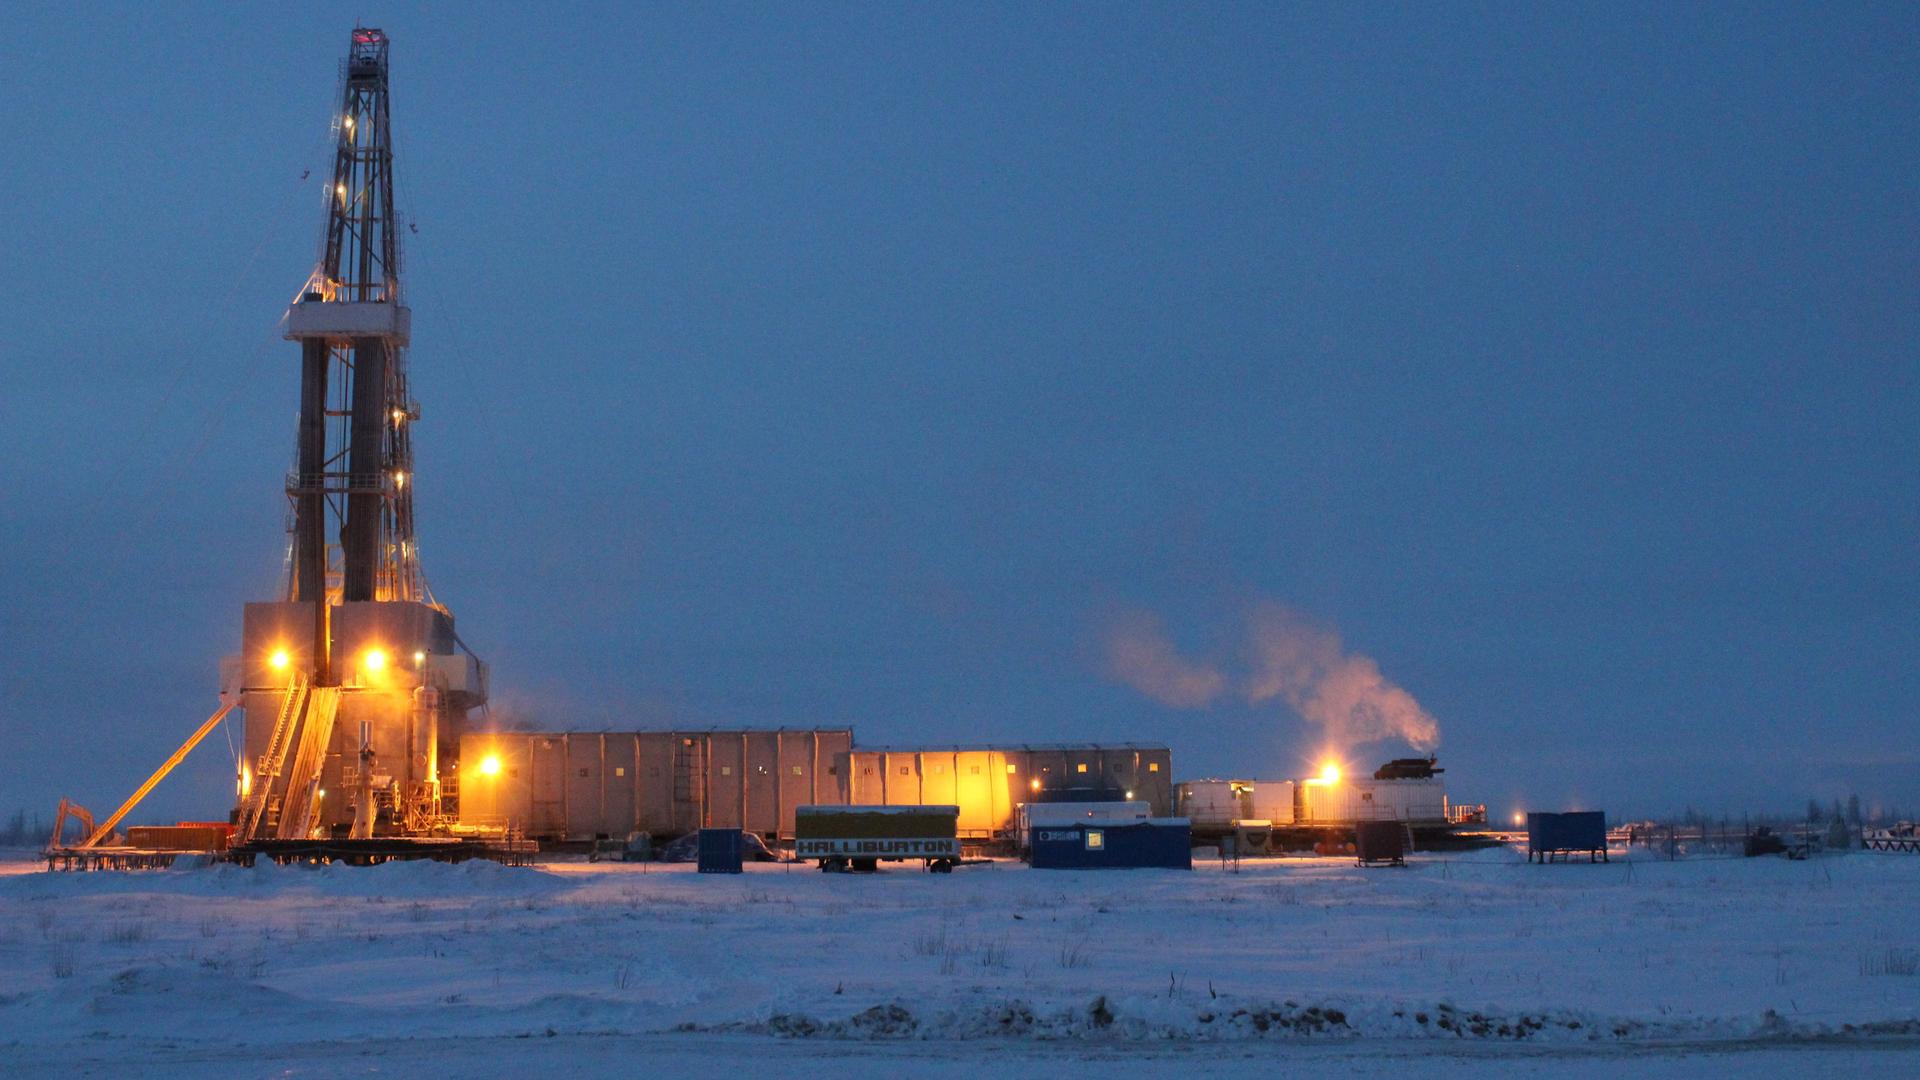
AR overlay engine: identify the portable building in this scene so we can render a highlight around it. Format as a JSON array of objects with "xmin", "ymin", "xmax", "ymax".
[
  {"xmin": 1176, "ymin": 780, "xmax": 1250, "ymax": 832},
  {"xmin": 1015, "ymin": 800, "xmax": 1149, "ymax": 851},
  {"xmin": 1245, "ymin": 779, "xmax": 1296, "ymax": 826},
  {"xmin": 841, "ymin": 744, "xmax": 1173, "ymax": 839},
  {"xmin": 1029, "ymin": 819, "xmax": 1192, "ymax": 870},
  {"xmin": 1296, "ymin": 776, "xmax": 1447, "ymax": 825},
  {"xmin": 1527, "ymin": 811, "xmax": 1609, "ymax": 863},
  {"xmin": 1175, "ymin": 778, "xmax": 1296, "ymax": 832},
  {"xmin": 457, "ymin": 729, "xmax": 853, "ymax": 841}
]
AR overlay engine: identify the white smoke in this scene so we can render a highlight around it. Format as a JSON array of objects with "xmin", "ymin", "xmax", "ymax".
[
  {"xmin": 1100, "ymin": 608, "xmax": 1227, "ymax": 709},
  {"xmin": 1097, "ymin": 600, "xmax": 1439, "ymax": 753},
  {"xmin": 1241, "ymin": 601, "xmax": 1439, "ymax": 751}
]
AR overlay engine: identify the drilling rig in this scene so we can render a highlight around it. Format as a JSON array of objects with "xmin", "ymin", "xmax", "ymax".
[
  {"xmin": 233, "ymin": 26, "xmax": 487, "ymax": 846},
  {"xmin": 43, "ymin": 28, "xmax": 492, "ymax": 866}
]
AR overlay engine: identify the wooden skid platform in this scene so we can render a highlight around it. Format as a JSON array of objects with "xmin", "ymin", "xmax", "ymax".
[
  {"xmin": 230, "ymin": 838, "xmax": 538, "ymax": 866},
  {"xmin": 45, "ymin": 839, "xmax": 537, "ymax": 871},
  {"xmin": 43, "ymin": 848, "xmax": 205, "ymax": 872}
]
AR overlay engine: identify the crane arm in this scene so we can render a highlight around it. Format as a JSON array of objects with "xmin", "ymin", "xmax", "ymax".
[{"xmin": 83, "ymin": 702, "xmax": 236, "ymax": 848}]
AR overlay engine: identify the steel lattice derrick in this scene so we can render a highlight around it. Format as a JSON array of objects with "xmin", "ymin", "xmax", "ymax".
[{"xmin": 285, "ymin": 26, "xmax": 430, "ymax": 632}]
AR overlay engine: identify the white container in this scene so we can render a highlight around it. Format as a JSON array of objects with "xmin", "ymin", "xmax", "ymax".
[
  {"xmin": 1016, "ymin": 800, "xmax": 1149, "ymax": 851},
  {"xmin": 1176, "ymin": 780, "xmax": 1251, "ymax": 830},
  {"xmin": 1243, "ymin": 779, "xmax": 1296, "ymax": 826},
  {"xmin": 1300, "ymin": 777, "xmax": 1447, "ymax": 823}
]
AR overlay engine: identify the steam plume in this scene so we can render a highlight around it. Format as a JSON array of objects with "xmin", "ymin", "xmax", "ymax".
[
  {"xmin": 1241, "ymin": 601, "xmax": 1439, "ymax": 751},
  {"xmin": 1096, "ymin": 599, "xmax": 1440, "ymax": 752},
  {"xmin": 1100, "ymin": 608, "xmax": 1227, "ymax": 709}
]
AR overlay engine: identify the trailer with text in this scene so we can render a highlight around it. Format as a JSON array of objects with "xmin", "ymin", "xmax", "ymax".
[{"xmin": 794, "ymin": 805, "xmax": 962, "ymax": 872}]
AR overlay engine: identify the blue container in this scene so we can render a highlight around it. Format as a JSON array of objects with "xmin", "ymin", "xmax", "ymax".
[
  {"xmin": 1527, "ymin": 811, "xmax": 1608, "ymax": 863},
  {"xmin": 696, "ymin": 828, "xmax": 744, "ymax": 874},
  {"xmin": 1030, "ymin": 820, "xmax": 1192, "ymax": 870}
]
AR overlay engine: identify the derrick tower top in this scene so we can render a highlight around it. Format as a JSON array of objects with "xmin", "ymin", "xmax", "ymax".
[{"xmin": 283, "ymin": 26, "xmax": 429, "ymax": 614}]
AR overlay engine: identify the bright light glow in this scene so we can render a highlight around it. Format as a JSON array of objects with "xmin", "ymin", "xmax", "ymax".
[
  {"xmin": 1029, "ymin": 778, "xmax": 1042, "ymax": 792},
  {"xmin": 336, "ymin": 183, "xmax": 346, "ymax": 200},
  {"xmin": 1124, "ymin": 790, "xmax": 1134, "ymax": 800},
  {"xmin": 478, "ymin": 754, "xmax": 502, "ymax": 778},
  {"xmin": 1318, "ymin": 762, "xmax": 1342, "ymax": 785},
  {"xmin": 1513, "ymin": 812, "xmax": 1526, "ymax": 826},
  {"xmin": 364, "ymin": 648, "xmax": 388, "ymax": 673},
  {"xmin": 344, "ymin": 115, "xmax": 355, "ymax": 129},
  {"xmin": 413, "ymin": 650, "xmax": 426, "ymax": 666},
  {"xmin": 392, "ymin": 409, "xmax": 406, "ymax": 424},
  {"xmin": 269, "ymin": 648, "xmax": 290, "ymax": 670}
]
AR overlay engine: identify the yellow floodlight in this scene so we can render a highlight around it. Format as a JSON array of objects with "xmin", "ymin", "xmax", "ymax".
[
  {"xmin": 478, "ymin": 754, "xmax": 502, "ymax": 777},
  {"xmin": 364, "ymin": 648, "xmax": 388, "ymax": 673},
  {"xmin": 269, "ymin": 648, "xmax": 290, "ymax": 671}
]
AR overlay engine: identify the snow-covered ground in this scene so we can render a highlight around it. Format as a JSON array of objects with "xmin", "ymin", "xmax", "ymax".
[{"xmin": 0, "ymin": 845, "xmax": 1915, "ymax": 1077}]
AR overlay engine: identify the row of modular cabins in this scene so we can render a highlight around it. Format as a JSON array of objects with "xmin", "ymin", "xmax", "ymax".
[
  {"xmin": 1176, "ymin": 777, "xmax": 1451, "ymax": 834},
  {"xmin": 455, "ymin": 731, "xmax": 1173, "ymax": 845}
]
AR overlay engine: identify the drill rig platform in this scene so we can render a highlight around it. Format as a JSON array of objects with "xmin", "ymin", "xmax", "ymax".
[{"xmin": 48, "ymin": 27, "xmax": 517, "ymax": 869}]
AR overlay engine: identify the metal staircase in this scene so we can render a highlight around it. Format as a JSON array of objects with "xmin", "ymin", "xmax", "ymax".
[
  {"xmin": 276, "ymin": 686, "xmax": 342, "ymax": 839},
  {"xmin": 237, "ymin": 674, "xmax": 309, "ymax": 842},
  {"xmin": 672, "ymin": 738, "xmax": 706, "ymax": 832}
]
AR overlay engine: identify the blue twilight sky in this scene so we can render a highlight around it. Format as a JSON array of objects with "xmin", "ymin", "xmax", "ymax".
[{"xmin": 0, "ymin": 5, "xmax": 1914, "ymax": 825}]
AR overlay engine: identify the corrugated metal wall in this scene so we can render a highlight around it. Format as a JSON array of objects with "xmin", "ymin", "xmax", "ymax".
[
  {"xmin": 841, "ymin": 745, "xmax": 1174, "ymax": 838},
  {"xmin": 459, "ymin": 730, "xmax": 853, "ymax": 840},
  {"xmin": 1297, "ymin": 777, "xmax": 1448, "ymax": 823}
]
